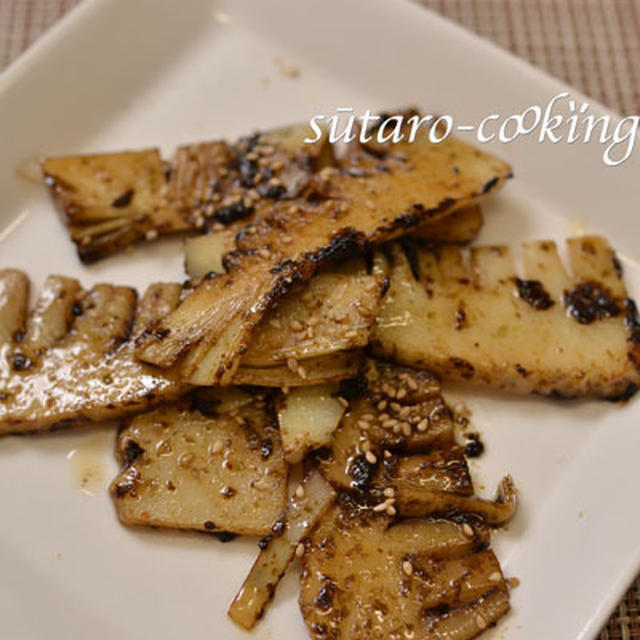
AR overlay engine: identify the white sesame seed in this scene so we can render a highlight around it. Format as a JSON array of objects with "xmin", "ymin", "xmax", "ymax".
[
  {"xmin": 383, "ymin": 450, "xmax": 392, "ymax": 460},
  {"xmin": 297, "ymin": 365, "xmax": 307, "ymax": 379},
  {"xmin": 475, "ymin": 614, "xmax": 487, "ymax": 630},
  {"xmin": 295, "ymin": 484, "xmax": 305, "ymax": 499},
  {"xmin": 383, "ymin": 487, "xmax": 396, "ymax": 498},
  {"xmin": 401, "ymin": 422, "xmax": 412, "ymax": 437},
  {"xmin": 396, "ymin": 388, "xmax": 407, "ymax": 400},
  {"xmin": 269, "ymin": 318, "xmax": 282, "ymax": 329},
  {"xmin": 361, "ymin": 440, "xmax": 372, "ymax": 452},
  {"xmin": 406, "ymin": 377, "xmax": 418, "ymax": 390},
  {"xmin": 286, "ymin": 358, "xmax": 299, "ymax": 373},
  {"xmin": 382, "ymin": 419, "xmax": 397, "ymax": 429},
  {"xmin": 377, "ymin": 400, "xmax": 388, "ymax": 411},
  {"xmin": 258, "ymin": 248, "xmax": 271, "ymax": 259},
  {"xmin": 290, "ymin": 319, "xmax": 304, "ymax": 331},
  {"xmin": 488, "ymin": 571, "xmax": 502, "ymax": 583},
  {"xmin": 462, "ymin": 523, "xmax": 474, "ymax": 538},
  {"xmin": 402, "ymin": 560, "xmax": 413, "ymax": 576},
  {"xmin": 390, "ymin": 402, "xmax": 402, "ymax": 413},
  {"xmin": 373, "ymin": 502, "xmax": 388, "ymax": 512},
  {"xmin": 145, "ymin": 229, "xmax": 158, "ymax": 241},
  {"xmin": 358, "ymin": 420, "xmax": 370, "ymax": 431},
  {"xmin": 417, "ymin": 419, "xmax": 429, "ymax": 432},
  {"xmin": 365, "ymin": 451, "xmax": 377, "ymax": 465},
  {"xmin": 212, "ymin": 440, "xmax": 224, "ymax": 454},
  {"xmin": 362, "ymin": 413, "xmax": 375, "ymax": 421},
  {"xmin": 337, "ymin": 397, "xmax": 349, "ymax": 408},
  {"xmin": 178, "ymin": 453, "xmax": 194, "ymax": 468},
  {"xmin": 295, "ymin": 543, "xmax": 305, "ymax": 558},
  {"xmin": 386, "ymin": 505, "xmax": 397, "ymax": 516}
]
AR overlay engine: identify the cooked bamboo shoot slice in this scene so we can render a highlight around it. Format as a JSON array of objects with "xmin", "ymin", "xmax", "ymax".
[
  {"xmin": 228, "ymin": 470, "xmax": 335, "ymax": 630},
  {"xmin": 412, "ymin": 204, "xmax": 483, "ymax": 243},
  {"xmin": 233, "ymin": 351, "xmax": 363, "ymax": 388},
  {"xmin": 110, "ymin": 395, "xmax": 288, "ymax": 536},
  {"xmin": 300, "ymin": 498, "xmax": 509, "ymax": 640},
  {"xmin": 317, "ymin": 361, "xmax": 455, "ymax": 491},
  {"xmin": 241, "ymin": 271, "xmax": 385, "ymax": 366},
  {"xmin": 21, "ymin": 276, "xmax": 81, "ymax": 355},
  {"xmin": 137, "ymin": 127, "xmax": 511, "ymax": 384},
  {"xmin": 0, "ymin": 269, "xmax": 29, "ymax": 344},
  {"xmin": 43, "ymin": 124, "xmax": 331, "ymax": 262},
  {"xmin": 184, "ymin": 236, "xmax": 384, "ymax": 370},
  {"xmin": 373, "ymin": 236, "xmax": 640, "ymax": 399},
  {"xmin": 0, "ymin": 277, "xmax": 188, "ymax": 434},
  {"xmin": 276, "ymin": 384, "xmax": 346, "ymax": 463},
  {"xmin": 42, "ymin": 149, "xmax": 189, "ymax": 263},
  {"xmin": 390, "ymin": 448, "xmax": 474, "ymax": 496},
  {"xmin": 184, "ymin": 232, "xmax": 235, "ymax": 278},
  {"xmin": 394, "ymin": 475, "xmax": 518, "ymax": 525}
]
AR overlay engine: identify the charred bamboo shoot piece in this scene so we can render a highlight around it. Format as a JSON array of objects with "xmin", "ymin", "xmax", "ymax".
[
  {"xmin": 43, "ymin": 124, "xmax": 331, "ymax": 262},
  {"xmin": 228, "ymin": 470, "xmax": 335, "ymax": 630},
  {"xmin": 276, "ymin": 384, "xmax": 346, "ymax": 463},
  {"xmin": 0, "ymin": 276, "xmax": 188, "ymax": 434},
  {"xmin": 300, "ymin": 498, "xmax": 510, "ymax": 640},
  {"xmin": 137, "ymin": 124, "xmax": 511, "ymax": 385},
  {"xmin": 412, "ymin": 204, "xmax": 483, "ymax": 243},
  {"xmin": 317, "ymin": 361, "xmax": 455, "ymax": 491},
  {"xmin": 111, "ymin": 393, "xmax": 288, "ymax": 536},
  {"xmin": 373, "ymin": 236, "xmax": 640, "ymax": 399}
]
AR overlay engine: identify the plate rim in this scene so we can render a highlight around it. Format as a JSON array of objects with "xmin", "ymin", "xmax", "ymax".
[{"xmin": 0, "ymin": 1, "xmax": 636, "ymax": 638}]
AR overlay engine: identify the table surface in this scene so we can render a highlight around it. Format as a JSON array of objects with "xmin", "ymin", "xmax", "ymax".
[{"xmin": 1, "ymin": 0, "xmax": 639, "ymax": 638}]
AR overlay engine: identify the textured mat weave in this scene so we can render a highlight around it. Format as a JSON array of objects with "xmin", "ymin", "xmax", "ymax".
[{"xmin": 1, "ymin": 0, "xmax": 639, "ymax": 637}]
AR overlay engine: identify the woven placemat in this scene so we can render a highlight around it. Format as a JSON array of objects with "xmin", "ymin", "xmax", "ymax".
[{"xmin": 1, "ymin": 0, "xmax": 639, "ymax": 637}]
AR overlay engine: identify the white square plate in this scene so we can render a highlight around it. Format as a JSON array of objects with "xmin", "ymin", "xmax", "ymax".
[{"xmin": 1, "ymin": 1, "xmax": 640, "ymax": 639}]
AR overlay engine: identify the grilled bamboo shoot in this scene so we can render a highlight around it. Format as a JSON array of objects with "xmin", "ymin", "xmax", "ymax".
[{"xmin": 373, "ymin": 236, "xmax": 640, "ymax": 399}]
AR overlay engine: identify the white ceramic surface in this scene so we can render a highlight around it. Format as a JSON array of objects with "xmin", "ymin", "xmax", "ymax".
[{"xmin": 1, "ymin": 1, "xmax": 639, "ymax": 639}]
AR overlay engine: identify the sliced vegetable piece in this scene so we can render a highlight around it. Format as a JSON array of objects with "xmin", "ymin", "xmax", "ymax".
[
  {"xmin": 276, "ymin": 384, "xmax": 346, "ymax": 463},
  {"xmin": 0, "ymin": 277, "xmax": 188, "ymax": 434},
  {"xmin": 0, "ymin": 269, "xmax": 29, "ymax": 344},
  {"xmin": 412, "ymin": 204, "xmax": 483, "ymax": 243},
  {"xmin": 228, "ymin": 470, "xmax": 336, "ymax": 630},
  {"xmin": 317, "ymin": 361, "xmax": 455, "ymax": 491},
  {"xmin": 241, "ymin": 270, "xmax": 385, "ymax": 366},
  {"xmin": 373, "ymin": 236, "xmax": 640, "ymax": 399},
  {"xmin": 42, "ymin": 149, "xmax": 189, "ymax": 262},
  {"xmin": 300, "ymin": 497, "xmax": 509, "ymax": 640},
  {"xmin": 395, "ymin": 475, "xmax": 518, "ymax": 525},
  {"xmin": 137, "ymin": 123, "xmax": 511, "ymax": 384},
  {"xmin": 111, "ymin": 393, "xmax": 288, "ymax": 536},
  {"xmin": 233, "ymin": 351, "xmax": 363, "ymax": 388}
]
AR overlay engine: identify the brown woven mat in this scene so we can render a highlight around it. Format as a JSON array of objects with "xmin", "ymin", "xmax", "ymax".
[{"xmin": 1, "ymin": 0, "xmax": 639, "ymax": 637}]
